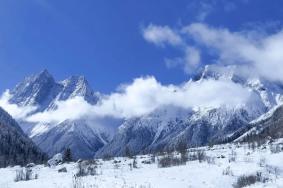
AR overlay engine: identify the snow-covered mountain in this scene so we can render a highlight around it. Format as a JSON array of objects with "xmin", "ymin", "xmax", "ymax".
[
  {"xmin": 96, "ymin": 65, "xmax": 283, "ymax": 157},
  {"xmin": 9, "ymin": 69, "xmax": 99, "ymax": 111},
  {"xmin": 234, "ymin": 104, "xmax": 283, "ymax": 143},
  {"xmin": 6, "ymin": 65, "xmax": 283, "ymax": 159},
  {"xmin": 0, "ymin": 107, "xmax": 46, "ymax": 167},
  {"xmin": 8, "ymin": 70, "xmax": 115, "ymax": 159}
]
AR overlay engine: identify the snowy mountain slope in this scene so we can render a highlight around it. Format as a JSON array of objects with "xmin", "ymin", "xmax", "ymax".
[
  {"xmin": 7, "ymin": 70, "xmax": 114, "ymax": 159},
  {"xmin": 235, "ymin": 104, "xmax": 283, "ymax": 143},
  {"xmin": 32, "ymin": 119, "xmax": 111, "ymax": 159},
  {"xmin": 0, "ymin": 107, "xmax": 47, "ymax": 167},
  {"xmin": 96, "ymin": 65, "xmax": 283, "ymax": 157}
]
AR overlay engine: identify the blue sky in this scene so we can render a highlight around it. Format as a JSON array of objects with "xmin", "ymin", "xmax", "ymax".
[{"xmin": 0, "ymin": 0, "xmax": 282, "ymax": 94}]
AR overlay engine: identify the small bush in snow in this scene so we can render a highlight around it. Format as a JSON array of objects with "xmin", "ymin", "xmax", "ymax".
[
  {"xmin": 233, "ymin": 172, "xmax": 267, "ymax": 188},
  {"xmin": 158, "ymin": 153, "xmax": 185, "ymax": 168},
  {"xmin": 150, "ymin": 154, "xmax": 156, "ymax": 163},
  {"xmin": 187, "ymin": 150, "xmax": 206, "ymax": 162},
  {"xmin": 196, "ymin": 150, "xmax": 206, "ymax": 163},
  {"xmin": 14, "ymin": 167, "xmax": 37, "ymax": 182},
  {"xmin": 222, "ymin": 166, "xmax": 233, "ymax": 176},
  {"xmin": 258, "ymin": 157, "xmax": 266, "ymax": 167},
  {"xmin": 72, "ymin": 175, "xmax": 99, "ymax": 188},
  {"xmin": 228, "ymin": 150, "xmax": 237, "ymax": 163},
  {"xmin": 265, "ymin": 165, "xmax": 280, "ymax": 178},
  {"xmin": 72, "ymin": 175, "xmax": 84, "ymax": 188},
  {"xmin": 133, "ymin": 157, "xmax": 138, "ymax": 168},
  {"xmin": 58, "ymin": 167, "xmax": 67, "ymax": 173},
  {"xmin": 76, "ymin": 160, "xmax": 97, "ymax": 177},
  {"xmin": 270, "ymin": 145, "xmax": 282, "ymax": 153},
  {"xmin": 206, "ymin": 156, "xmax": 216, "ymax": 165}
]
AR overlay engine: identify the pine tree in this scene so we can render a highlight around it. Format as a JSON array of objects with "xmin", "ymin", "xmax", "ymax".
[{"xmin": 63, "ymin": 148, "xmax": 72, "ymax": 162}]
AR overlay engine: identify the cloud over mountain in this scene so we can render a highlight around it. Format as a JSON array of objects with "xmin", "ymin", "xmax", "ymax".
[{"xmin": 0, "ymin": 76, "xmax": 251, "ymax": 123}]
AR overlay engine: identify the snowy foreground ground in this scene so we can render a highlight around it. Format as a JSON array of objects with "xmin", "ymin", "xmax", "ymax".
[{"xmin": 1, "ymin": 140, "xmax": 283, "ymax": 188}]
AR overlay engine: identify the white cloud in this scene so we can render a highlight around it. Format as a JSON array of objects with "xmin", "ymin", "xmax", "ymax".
[
  {"xmin": 183, "ymin": 23, "xmax": 283, "ymax": 82},
  {"xmin": 142, "ymin": 24, "xmax": 182, "ymax": 47},
  {"xmin": 0, "ymin": 90, "xmax": 37, "ymax": 119},
  {"xmin": 164, "ymin": 46, "xmax": 201, "ymax": 74},
  {"xmin": 26, "ymin": 97, "xmax": 92, "ymax": 123},
  {"xmin": 196, "ymin": 1, "xmax": 214, "ymax": 21},
  {"xmin": 143, "ymin": 22, "xmax": 283, "ymax": 80},
  {"xmin": 20, "ymin": 76, "xmax": 252, "ymax": 123},
  {"xmin": 183, "ymin": 47, "xmax": 201, "ymax": 74},
  {"xmin": 143, "ymin": 24, "xmax": 202, "ymax": 74}
]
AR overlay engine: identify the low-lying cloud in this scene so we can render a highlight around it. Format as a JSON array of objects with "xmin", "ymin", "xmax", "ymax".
[
  {"xmin": 0, "ymin": 76, "xmax": 252, "ymax": 124},
  {"xmin": 0, "ymin": 90, "xmax": 37, "ymax": 120}
]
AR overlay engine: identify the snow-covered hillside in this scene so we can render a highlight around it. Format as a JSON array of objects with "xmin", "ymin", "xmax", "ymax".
[{"xmin": 0, "ymin": 140, "xmax": 283, "ymax": 188}]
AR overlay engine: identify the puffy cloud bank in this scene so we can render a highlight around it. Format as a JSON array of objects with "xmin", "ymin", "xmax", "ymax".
[
  {"xmin": 0, "ymin": 77, "xmax": 251, "ymax": 124},
  {"xmin": 0, "ymin": 90, "xmax": 37, "ymax": 119},
  {"xmin": 143, "ymin": 22, "xmax": 283, "ymax": 81}
]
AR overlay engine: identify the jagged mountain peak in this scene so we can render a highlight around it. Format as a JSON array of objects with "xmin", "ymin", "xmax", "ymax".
[
  {"xmin": 61, "ymin": 75, "xmax": 90, "ymax": 91},
  {"xmin": 197, "ymin": 64, "xmax": 250, "ymax": 83},
  {"xmin": 9, "ymin": 70, "xmax": 99, "ymax": 108},
  {"xmin": 59, "ymin": 75, "xmax": 98, "ymax": 104},
  {"xmin": 25, "ymin": 69, "xmax": 55, "ymax": 84},
  {"xmin": 9, "ymin": 70, "xmax": 56, "ymax": 106}
]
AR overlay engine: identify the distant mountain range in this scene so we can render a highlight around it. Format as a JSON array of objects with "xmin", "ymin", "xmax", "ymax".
[{"xmin": 3, "ymin": 65, "xmax": 283, "ymax": 159}]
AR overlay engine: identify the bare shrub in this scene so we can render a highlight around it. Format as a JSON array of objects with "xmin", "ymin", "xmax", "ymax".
[
  {"xmin": 265, "ymin": 165, "xmax": 280, "ymax": 178},
  {"xmin": 187, "ymin": 150, "xmax": 206, "ymax": 162},
  {"xmin": 176, "ymin": 142, "xmax": 188, "ymax": 163},
  {"xmin": 72, "ymin": 175, "xmax": 84, "ymax": 188},
  {"xmin": 258, "ymin": 157, "xmax": 266, "ymax": 167},
  {"xmin": 188, "ymin": 152, "xmax": 198, "ymax": 161},
  {"xmin": 72, "ymin": 175, "xmax": 99, "ymax": 188},
  {"xmin": 76, "ymin": 160, "xmax": 97, "ymax": 177},
  {"xmin": 233, "ymin": 172, "xmax": 267, "ymax": 188},
  {"xmin": 14, "ymin": 167, "xmax": 37, "ymax": 182},
  {"xmin": 206, "ymin": 156, "xmax": 216, "ymax": 165},
  {"xmin": 157, "ymin": 152, "xmax": 185, "ymax": 168},
  {"xmin": 150, "ymin": 154, "xmax": 156, "ymax": 163},
  {"xmin": 222, "ymin": 166, "xmax": 233, "ymax": 176},
  {"xmin": 197, "ymin": 150, "xmax": 206, "ymax": 163},
  {"xmin": 133, "ymin": 157, "xmax": 138, "ymax": 169},
  {"xmin": 270, "ymin": 145, "xmax": 282, "ymax": 153},
  {"xmin": 228, "ymin": 150, "xmax": 237, "ymax": 163}
]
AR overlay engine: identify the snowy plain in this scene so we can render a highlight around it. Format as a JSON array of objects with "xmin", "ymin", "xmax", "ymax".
[{"xmin": 0, "ymin": 140, "xmax": 283, "ymax": 188}]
